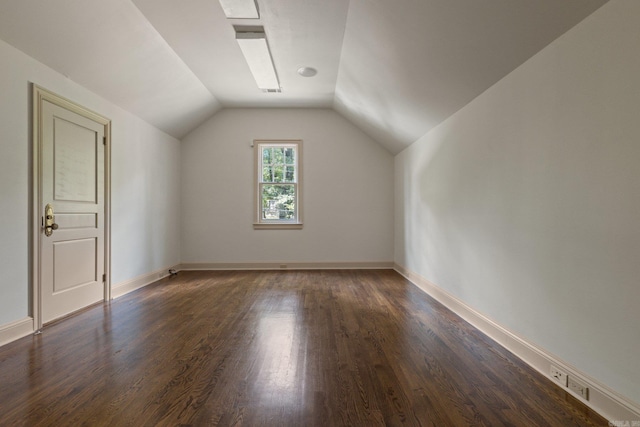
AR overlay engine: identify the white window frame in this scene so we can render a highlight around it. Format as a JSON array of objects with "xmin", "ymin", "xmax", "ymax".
[{"xmin": 253, "ymin": 139, "xmax": 303, "ymax": 229}]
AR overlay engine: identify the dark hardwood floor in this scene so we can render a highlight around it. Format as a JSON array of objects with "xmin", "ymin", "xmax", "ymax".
[{"xmin": 0, "ymin": 270, "xmax": 607, "ymax": 426}]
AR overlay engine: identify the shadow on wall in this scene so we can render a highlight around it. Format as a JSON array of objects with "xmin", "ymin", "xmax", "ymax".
[{"xmin": 333, "ymin": 1, "xmax": 441, "ymax": 155}]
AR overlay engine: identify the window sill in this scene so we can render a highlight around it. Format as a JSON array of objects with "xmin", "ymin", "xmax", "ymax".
[{"xmin": 253, "ymin": 222, "xmax": 304, "ymax": 230}]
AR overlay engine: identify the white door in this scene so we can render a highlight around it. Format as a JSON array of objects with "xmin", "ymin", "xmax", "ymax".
[{"xmin": 36, "ymin": 88, "xmax": 110, "ymax": 324}]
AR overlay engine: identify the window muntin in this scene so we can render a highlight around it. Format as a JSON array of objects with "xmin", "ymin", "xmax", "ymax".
[{"xmin": 254, "ymin": 140, "xmax": 302, "ymax": 229}]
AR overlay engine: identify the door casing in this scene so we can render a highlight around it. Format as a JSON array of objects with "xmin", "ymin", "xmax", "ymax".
[{"xmin": 31, "ymin": 84, "xmax": 111, "ymax": 331}]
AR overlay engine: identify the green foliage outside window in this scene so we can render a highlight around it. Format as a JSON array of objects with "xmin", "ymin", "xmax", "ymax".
[{"xmin": 261, "ymin": 146, "xmax": 296, "ymax": 220}]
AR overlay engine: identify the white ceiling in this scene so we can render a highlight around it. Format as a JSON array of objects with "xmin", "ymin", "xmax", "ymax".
[{"xmin": 0, "ymin": 0, "xmax": 608, "ymax": 152}]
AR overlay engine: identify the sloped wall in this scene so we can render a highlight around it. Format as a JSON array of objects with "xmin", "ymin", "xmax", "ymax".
[{"xmin": 395, "ymin": 0, "xmax": 639, "ymax": 405}]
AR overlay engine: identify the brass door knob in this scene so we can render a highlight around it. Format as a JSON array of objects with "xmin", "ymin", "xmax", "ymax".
[{"xmin": 44, "ymin": 204, "xmax": 58, "ymax": 236}]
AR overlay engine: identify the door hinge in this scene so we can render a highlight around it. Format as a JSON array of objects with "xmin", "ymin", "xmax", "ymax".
[
  {"xmin": 103, "ymin": 136, "xmax": 106, "ymax": 145},
  {"xmin": 102, "ymin": 274, "xmax": 106, "ymax": 282}
]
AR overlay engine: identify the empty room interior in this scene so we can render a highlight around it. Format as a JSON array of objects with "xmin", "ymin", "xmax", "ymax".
[{"xmin": 0, "ymin": 0, "xmax": 638, "ymax": 425}]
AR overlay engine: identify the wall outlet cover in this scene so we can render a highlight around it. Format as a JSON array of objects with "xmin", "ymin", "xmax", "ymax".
[
  {"xmin": 568, "ymin": 376, "xmax": 589, "ymax": 400},
  {"xmin": 550, "ymin": 365, "xmax": 568, "ymax": 387}
]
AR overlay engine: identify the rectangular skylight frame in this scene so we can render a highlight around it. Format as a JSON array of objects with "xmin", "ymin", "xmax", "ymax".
[
  {"xmin": 219, "ymin": 0, "xmax": 260, "ymax": 19},
  {"xmin": 235, "ymin": 26, "xmax": 280, "ymax": 91}
]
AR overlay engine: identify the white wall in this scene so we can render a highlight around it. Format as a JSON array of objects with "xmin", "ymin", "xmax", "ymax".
[
  {"xmin": 395, "ymin": 0, "xmax": 640, "ymax": 405},
  {"xmin": 181, "ymin": 108, "xmax": 393, "ymax": 265},
  {"xmin": 0, "ymin": 38, "xmax": 181, "ymax": 326}
]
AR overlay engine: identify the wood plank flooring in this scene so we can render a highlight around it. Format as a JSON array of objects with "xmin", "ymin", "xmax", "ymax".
[{"xmin": 0, "ymin": 270, "xmax": 607, "ymax": 426}]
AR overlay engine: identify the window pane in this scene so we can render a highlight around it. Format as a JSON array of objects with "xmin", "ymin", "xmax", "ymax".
[
  {"xmin": 285, "ymin": 166, "xmax": 295, "ymax": 182},
  {"xmin": 262, "ymin": 166, "xmax": 272, "ymax": 182},
  {"xmin": 261, "ymin": 184, "xmax": 295, "ymax": 220},
  {"xmin": 273, "ymin": 148, "xmax": 284, "ymax": 164},
  {"xmin": 285, "ymin": 148, "xmax": 294, "ymax": 164},
  {"xmin": 262, "ymin": 148, "xmax": 272, "ymax": 165},
  {"xmin": 273, "ymin": 165, "xmax": 284, "ymax": 182}
]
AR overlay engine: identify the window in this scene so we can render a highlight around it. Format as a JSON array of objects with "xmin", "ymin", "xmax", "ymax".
[{"xmin": 254, "ymin": 140, "xmax": 302, "ymax": 229}]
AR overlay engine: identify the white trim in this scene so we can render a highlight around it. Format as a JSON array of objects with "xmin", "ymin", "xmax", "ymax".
[
  {"xmin": 394, "ymin": 263, "xmax": 640, "ymax": 423},
  {"xmin": 252, "ymin": 223, "xmax": 303, "ymax": 230},
  {"xmin": 111, "ymin": 265, "xmax": 178, "ymax": 299},
  {"xmin": 178, "ymin": 261, "xmax": 394, "ymax": 271},
  {"xmin": 0, "ymin": 317, "xmax": 34, "ymax": 347}
]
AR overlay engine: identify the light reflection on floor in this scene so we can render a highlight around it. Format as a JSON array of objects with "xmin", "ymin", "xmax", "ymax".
[{"xmin": 251, "ymin": 294, "xmax": 304, "ymax": 408}]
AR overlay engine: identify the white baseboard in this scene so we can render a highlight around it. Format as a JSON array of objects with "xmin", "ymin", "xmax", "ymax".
[
  {"xmin": 111, "ymin": 265, "xmax": 178, "ymax": 299},
  {"xmin": 394, "ymin": 263, "xmax": 640, "ymax": 423},
  {"xmin": 178, "ymin": 261, "xmax": 394, "ymax": 271},
  {"xmin": 0, "ymin": 317, "xmax": 34, "ymax": 347},
  {"xmin": 110, "ymin": 262, "xmax": 393, "ymax": 298}
]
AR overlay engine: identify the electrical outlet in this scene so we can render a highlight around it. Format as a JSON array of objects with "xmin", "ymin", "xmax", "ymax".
[
  {"xmin": 568, "ymin": 376, "xmax": 589, "ymax": 400},
  {"xmin": 550, "ymin": 365, "xmax": 568, "ymax": 386}
]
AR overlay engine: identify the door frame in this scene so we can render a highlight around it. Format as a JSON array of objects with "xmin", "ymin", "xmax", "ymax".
[{"xmin": 31, "ymin": 84, "xmax": 111, "ymax": 331}]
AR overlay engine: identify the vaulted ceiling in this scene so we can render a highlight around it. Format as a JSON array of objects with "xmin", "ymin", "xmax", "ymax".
[{"xmin": 0, "ymin": 0, "xmax": 607, "ymax": 153}]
